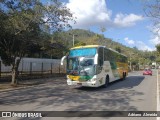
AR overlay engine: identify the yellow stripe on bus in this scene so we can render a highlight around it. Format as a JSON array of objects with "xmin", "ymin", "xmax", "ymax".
[
  {"xmin": 71, "ymin": 45, "xmax": 100, "ymax": 50},
  {"xmin": 68, "ymin": 75, "xmax": 80, "ymax": 81}
]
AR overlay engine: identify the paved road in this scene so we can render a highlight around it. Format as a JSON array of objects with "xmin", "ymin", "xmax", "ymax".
[{"xmin": 0, "ymin": 70, "xmax": 157, "ymax": 120}]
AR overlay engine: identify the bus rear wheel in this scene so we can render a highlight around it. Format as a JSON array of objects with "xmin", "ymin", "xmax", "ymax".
[{"xmin": 122, "ymin": 72, "xmax": 126, "ymax": 80}]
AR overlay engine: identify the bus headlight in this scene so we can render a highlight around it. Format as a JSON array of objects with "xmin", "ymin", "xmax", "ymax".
[
  {"xmin": 90, "ymin": 78, "xmax": 96, "ymax": 82},
  {"xmin": 90, "ymin": 76, "xmax": 97, "ymax": 82}
]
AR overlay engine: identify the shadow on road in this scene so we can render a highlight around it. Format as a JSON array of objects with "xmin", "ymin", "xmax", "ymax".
[
  {"xmin": 0, "ymin": 75, "xmax": 145, "ymax": 117},
  {"xmin": 107, "ymin": 75, "xmax": 145, "ymax": 90},
  {"xmin": 76, "ymin": 75, "xmax": 145, "ymax": 91}
]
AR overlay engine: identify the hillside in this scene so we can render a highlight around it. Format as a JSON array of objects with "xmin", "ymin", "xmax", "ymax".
[
  {"xmin": 62, "ymin": 29, "xmax": 142, "ymax": 55},
  {"xmin": 53, "ymin": 29, "xmax": 158, "ymax": 69}
]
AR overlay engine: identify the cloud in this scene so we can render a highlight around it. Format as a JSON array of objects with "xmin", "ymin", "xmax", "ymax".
[
  {"xmin": 113, "ymin": 13, "xmax": 144, "ymax": 27},
  {"xmin": 136, "ymin": 41, "xmax": 154, "ymax": 51},
  {"xmin": 124, "ymin": 37, "xmax": 154, "ymax": 51},
  {"xmin": 66, "ymin": 0, "xmax": 111, "ymax": 28},
  {"xmin": 124, "ymin": 37, "xmax": 135, "ymax": 45},
  {"xmin": 66, "ymin": 0, "xmax": 144, "ymax": 28},
  {"xmin": 150, "ymin": 36, "xmax": 160, "ymax": 45}
]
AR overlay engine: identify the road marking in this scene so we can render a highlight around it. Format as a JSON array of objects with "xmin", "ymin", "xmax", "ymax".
[
  {"xmin": 128, "ymin": 74, "xmax": 143, "ymax": 76},
  {"xmin": 157, "ymin": 70, "xmax": 160, "ymax": 120}
]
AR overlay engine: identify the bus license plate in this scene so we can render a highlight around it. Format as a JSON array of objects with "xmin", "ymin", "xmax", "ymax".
[{"xmin": 77, "ymin": 83, "xmax": 82, "ymax": 85}]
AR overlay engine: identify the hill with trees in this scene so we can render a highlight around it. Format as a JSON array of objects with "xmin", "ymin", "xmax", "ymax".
[
  {"xmin": 22, "ymin": 28, "xmax": 159, "ymax": 71},
  {"xmin": 49, "ymin": 29, "xmax": 159, "ymax": 71}
]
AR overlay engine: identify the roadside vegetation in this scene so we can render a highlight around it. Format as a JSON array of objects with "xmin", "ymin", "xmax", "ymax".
[{"xmin": 0, "ymin": 0, "xmax": 75, "ymax": 85}]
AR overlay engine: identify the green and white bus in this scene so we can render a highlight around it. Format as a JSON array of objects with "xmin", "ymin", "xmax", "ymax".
[{"xmin": 61, "ymin": 45, "xmax": 128, "ymax": 87}]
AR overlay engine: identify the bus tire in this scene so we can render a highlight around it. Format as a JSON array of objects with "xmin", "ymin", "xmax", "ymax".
[
  {"xmin": 104, "ymin": 75, "xmax": 109, "ymax": 87},
  {"xmin": 122, "ymin": 72, "xmax": 126, "ymax": 80}
]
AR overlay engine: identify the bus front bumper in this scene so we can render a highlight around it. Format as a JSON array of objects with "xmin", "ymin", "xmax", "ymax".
[{"xmin": 67, "ymin": 79, "xmax": 100, "ymax": 87}]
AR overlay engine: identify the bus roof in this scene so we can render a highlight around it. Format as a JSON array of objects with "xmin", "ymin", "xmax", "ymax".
[
  {"xmin": 70, "ymin": 45, "xmax": 100, "ymax": 50},
  {"xmin": 70, "ymin": 45, "xmax": 127, "ymax": 58},
  {"xmin": 108, "ymin": 48, "xmax": 127, "ymax": 58}
]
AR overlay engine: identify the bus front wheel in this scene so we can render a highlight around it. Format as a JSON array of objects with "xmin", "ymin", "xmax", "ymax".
[{"xmin": 104, "ymin": 75, "xmax": 109, "ymax": 87}]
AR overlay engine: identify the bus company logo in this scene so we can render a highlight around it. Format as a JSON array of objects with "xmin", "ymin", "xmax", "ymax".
[{"xmin": 2, "ymin": 112, "xmax": 11, "ymax": 117}]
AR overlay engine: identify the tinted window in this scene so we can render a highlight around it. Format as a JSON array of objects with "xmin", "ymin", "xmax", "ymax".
[
  {"xmin": 98, "ymin": 47, "xmax": 104, "ymax": 66},
  {"xmin": 69, "ymin": 48, "xmax": 97, "ymax": 57}
]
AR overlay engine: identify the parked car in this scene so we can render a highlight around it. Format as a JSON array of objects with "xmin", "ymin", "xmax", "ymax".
[{"xmin": 143, "ymin": 69, "xmax": 152, "ymax": 76}]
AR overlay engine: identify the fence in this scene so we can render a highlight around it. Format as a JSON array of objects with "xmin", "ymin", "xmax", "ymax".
[{"xmin": 0, "ymin": 57, "xmax": 66, "ymax": 79}]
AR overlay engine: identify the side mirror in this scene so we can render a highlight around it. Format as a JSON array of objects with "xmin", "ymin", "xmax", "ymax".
[
  {"xmin": 61, "ymin": 56, "xmax": 66, "ymax": 65},
  {"xmin": 94, "ymin": 54, "xmax": 98, "ymax": 65}
]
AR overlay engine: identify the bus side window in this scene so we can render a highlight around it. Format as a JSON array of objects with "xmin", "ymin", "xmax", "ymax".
[
  {"xmin": 98, "ymin": 47, "xmax": 104, "ymax": 66},
  {"xmin": 104, "ymin": 49, "xmax": 108, "ymax": 61}
]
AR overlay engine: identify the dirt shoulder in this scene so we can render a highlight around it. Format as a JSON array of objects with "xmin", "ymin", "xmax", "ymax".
[{"xmin": 0, "ymin": 77, "xmax": 66, "ymax": 92}]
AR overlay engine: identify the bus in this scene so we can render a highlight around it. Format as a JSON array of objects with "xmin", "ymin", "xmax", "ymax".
[{"xmin": 61, "ymin": 45, "xmax": 128, "ymax": 87}]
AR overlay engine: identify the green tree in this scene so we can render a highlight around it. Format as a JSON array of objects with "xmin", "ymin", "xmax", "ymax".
[
  {"xmin": 74, "ymin": 42, "xmax": 86, "ymax": 47},
  {"xmin": 156, "ymin": 44, "xmax": 160, "ymax": 53},
  {"xmin": 0, "ymin": 0, "xmax": 74, "ymax": 85},
  {"xmin": 115, "ymin": 47, "xmax": 121, "ymax": 53},
  {"xmin": 145, "ymin": 0, "xmax": 160, "ymax": 26},
  {"xmin": 144, "ymin": 0, "xmax": 160, "ymax": 46}
]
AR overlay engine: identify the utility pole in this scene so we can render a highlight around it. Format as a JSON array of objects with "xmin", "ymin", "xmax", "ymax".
[{"xmin": 69, "ymin": 33, "xmax": 78, "ymax": 47}]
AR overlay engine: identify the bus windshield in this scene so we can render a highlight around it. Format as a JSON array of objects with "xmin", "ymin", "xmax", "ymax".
[
  {"xmin": 69, "ymin": 48, "xmax": 97, "ymax": 57},
  {"xmin": 67, "ymin": 57, "xmax": 95, "ymax": 76},
  {"xmin": 67, "ymin": 48, "xmax": 96, "ymax": 76}
]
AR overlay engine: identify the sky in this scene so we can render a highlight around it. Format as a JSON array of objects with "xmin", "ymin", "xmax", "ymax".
[{"xmin": 44, "ymin": 0, "xmax": 160, "ymax": 51}]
